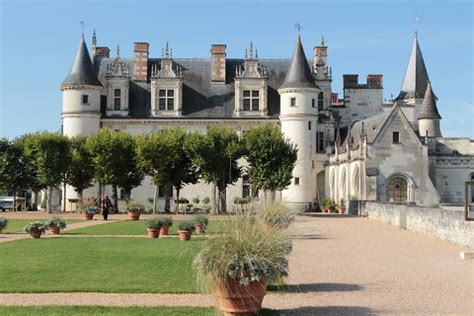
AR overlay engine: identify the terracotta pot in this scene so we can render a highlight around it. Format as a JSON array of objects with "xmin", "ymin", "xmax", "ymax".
[
  {"xmin": 195, "ymin": 224, "xmax": 205, "ymax": 234},
  {"xmin": 128, "ymin": 211, "xmax": 140, "ymax": 220},
  {"xmin": 29, "ymin": 230, "xmax": 42, "ymax": 239},
  {"xmin": 322, "ymin": 208, "xmax": 328, "ymax": 213},
  {"xmin": 82, "ymin": 212, "xmax": 94, "ymax": 220},
  {"xmin": 214, "ymin": 279, "xmax": 267, "ymax": 315},
  {"xmin": 160, "ymin": 226, "xmax": 170, "ymax": 236},
  {"xmin": 338, "ymin": 208, "xmax": 345, "ymax": 214},
  {"xmin": 178, "ymin": 230, "xmax": 192, "ymax": 241},
  {"xmin": 49, "ymin": 225, "xmax": 60, "ymax": 235},
  {"xmin": 147, "ymin": 228, "xmax": 160, "ymax": 238}
]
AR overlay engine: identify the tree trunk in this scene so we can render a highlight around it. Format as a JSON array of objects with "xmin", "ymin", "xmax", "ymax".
[
  {"xmin": 97, "ymin": 182, "xmax": 102, "ymax": 201},
  {"xmin": 175, "ymin": 188, "xmax": 181, "ymax": 213},
  {"xmin": 33, "ymin": 191, "xmax": 38, "ymax": 211},
  {"xmin": 164, "ymin": 184, "xmax": 171, "ymax": 213},
  {"xmin": 218, "ymin": 186, "xmax": 226, "ymax": 214},
  {"xmin": 112, "ymin": 185, "xmax": 118, "ymax": 213},
  {"xmin": 154, "ymin": 184, "xmax": 159, "ymax": 214},
  {"xmin": 12, "ymin": 190, "xmax": 17, "ymax": 213},
  {"xmin": 47, "ymin": 186, "xmax": 53, "ymax": 213},
  {"xmin": 270, "ymin": 190, "xmax": 276, "ymax": 202},
  {"xmin": 77, "ymin": 190, "xmax": 83, "ymax": 213},
  {"xmin": 212, "ymin": 183, "xmax": 217, "ymax": 214},
  {"xmin": 63, "ymin": 181, "xmax": 67, "ymax": 212}
]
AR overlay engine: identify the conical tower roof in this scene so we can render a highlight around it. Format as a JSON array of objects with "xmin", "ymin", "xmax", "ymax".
[
  {"xmin": 418, "ymin": 81, "xmax": 441, "ymax": 119},
  {"xmin": 395, "ymin": 34, "xmax": 430, "ymax": 100},
  {"xmin": 280, "ymin": 36, "xmax": 316, "ymax": 89},
  {"xmin": 61, "ymin": 35, "xmax": 101, "ymax": 87}
]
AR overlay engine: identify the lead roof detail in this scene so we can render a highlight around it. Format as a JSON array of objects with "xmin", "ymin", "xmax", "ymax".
[
  {"xmin": 279, "ymin": 36, "xmax": 317, "ymax": 90},
  {"xmin": 418, "ymin": 81, "xmax": 441, "ymax": 120}
]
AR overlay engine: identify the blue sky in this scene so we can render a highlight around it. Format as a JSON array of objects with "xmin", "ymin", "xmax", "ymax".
[{"xmin": 0, "ymin": 0, "xmax": 472, "ymax": 138}]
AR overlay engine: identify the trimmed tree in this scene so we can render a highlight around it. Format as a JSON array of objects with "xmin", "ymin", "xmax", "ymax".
[
  {"xmin": 243, "ymin": 124, "xmax": 297, "ymax": 202},
  {"xmin": 65, "ymin": 136, "xmax": 95, "ymax": 201},
  {"xmin": 184, "ymin": 126, "xmax": 242, "ymax": 213}
]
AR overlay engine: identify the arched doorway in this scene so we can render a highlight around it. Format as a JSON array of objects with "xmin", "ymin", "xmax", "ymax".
[{"xmin": 387, "ymin": 176, "xmax": 408, "ymax": 203}]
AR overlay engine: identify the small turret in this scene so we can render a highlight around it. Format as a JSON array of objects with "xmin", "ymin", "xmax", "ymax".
[{"xmin": 418, "ymin": 82, "xmax": 442, "ymax": 137}]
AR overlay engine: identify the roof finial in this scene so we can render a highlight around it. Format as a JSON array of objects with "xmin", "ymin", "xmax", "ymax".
[
  {"xmin": 294, "ymin": 23, "xmax": 301, "ymax": 34},
  {"xmin": 414, "ymin": 15, "xmax": 420, "ymax": 39},
  {"xmin": 321, "ymin": 35, "xmax": 325, "ymax": 46},
  {"xmin": 80, "ymin": 20, "xmax": 85, "ymax": 37},
  {"xmin": 255, "ymin": 49, "xmax": 258, "ymax": 59},
  {"xmin": 245, "ymin": 48, "xmax": 248, "ymax": 59},
  {"xmin": 116, "ymin": 44, "xmax": 120, "ymax": 57},
  {"xmin": 165, "ymin": 42, "xmax": 169, "ymax": 58},
  {"xmin": 92, "ymin": 29, "xmax": 97, "ymax": 47},
  {"xmin": 249, "ymin": 42, "xmax": 254, "ymax": 59}
]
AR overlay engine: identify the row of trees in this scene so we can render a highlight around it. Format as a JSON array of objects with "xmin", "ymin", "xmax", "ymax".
[{"xmin": 0, "ymin": 124, "xmax": 297, "ymax": 213}]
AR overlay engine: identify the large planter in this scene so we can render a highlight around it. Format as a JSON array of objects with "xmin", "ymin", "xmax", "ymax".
[
  {"xmin": 160, "ymin": 226, "xmax": 170, "ymax": 236},
  {"xmin": 178, "ymin": 230, "xmax": 192, "ymax": 241},
  {"xmin": 338, "ymin": 208, "xmax": 345, "ymax": 214},
  {"xmin": 29, "ymin": 230, "xmax": 43, "ymax": 239},
  {"xmin": 147, "ymin": 228, "xmax": 160, "ymax": 238},
  {"xmin": 195, "ymin": 224, "xmax": 205, "ymax": 234},
  {"xmin": 82, "ymin": 212, "xmax": 94, "ymax": 220},
  {"xmin": 214, "ymin": 279, "xmax": 267, "ymax": 315},
  {"xmin": 49, "ymin": 225, "xmax": 60, "ymax": 235},
  {"xmin": 128, "ymin": 211, "xmax": 140, "ymax": 220}
]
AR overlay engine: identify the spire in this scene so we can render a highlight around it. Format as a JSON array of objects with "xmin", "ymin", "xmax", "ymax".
[
  {"xmin": 418, "ymin": 81, "xmax": 441, "ymax": 119},
  {"xmin": 92, "ymin": 29, "xmax": 97, "ymax": 48},
  {"xmin": 280, "ymin": 35, "xmax": 316, "ymax": 89},
  {"xmin": 62, "ymin": 35, "xmax": 101, "ymax": 87},
  {"xmin": 395, "ymin": 33, "xmax": 431, "ymax": 100}
]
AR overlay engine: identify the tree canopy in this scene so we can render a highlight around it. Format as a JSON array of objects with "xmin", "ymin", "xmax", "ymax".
[{"xmin": 65, "ymin": 136, "xmax": 95, "ymax": 200}]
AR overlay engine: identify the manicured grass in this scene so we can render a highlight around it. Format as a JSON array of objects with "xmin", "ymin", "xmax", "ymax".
[
  {"xmin": 0, "ymin": 237, "xmax": 203, "ymax": 293},
  {"xmin": 65, "ymin": 220, "xmax": 226, "ymax": 236},
  {"xmin": 1, "ymin": 219, "xmax": 81, "ymax": 234},
  {"xmin": 0, "ymin": 306, "xmax": 216, "ymax": 316}
]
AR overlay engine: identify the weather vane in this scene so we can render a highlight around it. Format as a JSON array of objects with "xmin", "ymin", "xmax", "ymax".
[
  {"xmin": 80, "ymin": 20, "xmax": 85, "ymax": 33},
  {"xmin": 294, "ymin": 23, "xmax": 301, "ymax": 34},
  {"xmin": 414, "ymin": 14, "xmax": 420, "ymax": 38}
]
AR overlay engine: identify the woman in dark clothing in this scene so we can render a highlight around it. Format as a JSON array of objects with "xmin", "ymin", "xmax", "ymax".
[{"xmin": 101, "ymin": 195, "xmax": 112, "ymax": 220}]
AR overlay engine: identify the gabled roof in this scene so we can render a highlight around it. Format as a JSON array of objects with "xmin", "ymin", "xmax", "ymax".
[
  {"xmin": 418, "ymin": 81, "xmax": 441, "ymax": 120},
  {"xmin": 395, "ymin": 35, "xmax": 430, "ymax": 101},
  {"xmin": 61, "ymin": 35, "xmax": 102, "ymax": 87},
  {"xmin": 279, "ymin": 36, "xmax": 317, "ymax": 89}
]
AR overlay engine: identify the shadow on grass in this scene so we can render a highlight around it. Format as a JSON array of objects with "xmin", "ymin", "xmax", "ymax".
[
  {"xmin": 267, "ymin": 283, "xmax": 363, "ymax": 293},
  {"xmin": 262, "ymin": 306, "xmax": 376, "ymax": 315}
]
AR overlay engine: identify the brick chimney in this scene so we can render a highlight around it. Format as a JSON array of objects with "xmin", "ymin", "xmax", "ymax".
[
  {"xmin": 211, "ymin": 44, "xmax": 226, "ymax": 84},
  {"xmin": 367, "ymin": 74, "xmax": 383, "ymax": 89},
  {"xmin": 343, "ymin": 74, "xmax": 359, "ymax": 88},
  {"xmin": 93, "ymin": 46, "xmax": 110, "ymax": 66},
  {"xmin": 133, "ymin": 42, "xmax": 149, "ymax": 82}
]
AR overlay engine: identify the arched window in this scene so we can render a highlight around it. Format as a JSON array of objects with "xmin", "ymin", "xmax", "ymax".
[
  {"xmin": 387, "ymin": 176, "xmax": 408, "ymax": 203},
  {"xmin": 318, "ymin": 92, "xmax": 324, "ymax": 111}
]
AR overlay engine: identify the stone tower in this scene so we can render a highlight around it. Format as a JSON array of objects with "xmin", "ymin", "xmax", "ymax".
[
  {"xmin": 61, "ymin": 34, "xmax": 102, "ymax": 137},
  {"xmin": 418, "ymin": 81, "xmax": 442, "ymax": 137},
  {"xmin": 278, "ymin": 36, "xmax": 319, "ymax": 211}
]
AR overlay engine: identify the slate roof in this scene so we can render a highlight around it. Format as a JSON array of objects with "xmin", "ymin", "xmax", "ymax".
[
  {"xmin": 418, "ymin": 81, "xmax": 441, "ymax": 119},
  {"xmin": 62, "ymin": 36, "xmax": 102, "ymax": 87},
  {"xmin": 343, "ymin": 109, "xmax": 392, "ymax": 146},
  {"xmin": 280, "ymin": 36, "xmax": 317, "ymax": 89}
]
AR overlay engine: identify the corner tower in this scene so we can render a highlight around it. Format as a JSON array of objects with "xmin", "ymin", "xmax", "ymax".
[
  {"xmin": 278, "ymin": 36, "xmax": 319, "ymax": 211},
  {"xmin": 418, "ymin": 81, "xmax": 442, "ymax": 137},
  {"xmin": 61, "ymin": 34, "xmax": 102, "ymax": 137}
]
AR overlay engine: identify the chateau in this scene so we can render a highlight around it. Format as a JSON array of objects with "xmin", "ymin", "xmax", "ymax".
[{"xmin": 60, "ymin": 31, "xmax": 474, "ymax": 211}]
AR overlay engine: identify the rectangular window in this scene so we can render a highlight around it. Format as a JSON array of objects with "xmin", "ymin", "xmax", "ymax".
[
  {"xmin": 157, "ymin": 89, "xmax": 174, "ymax": 111},
  {"xmin": 159, "ymin": 98, "xmax": 166, "ymax": 110},
  {"xmin": 308, "ymin": 121, "xmax": 312, "ymax": 130},
  {"xmin": 243, "ymin": 90, "xmax": 260, "ymax": 111},
  {"xmin": 159, "ymin": 89, "xmax": 166, "ymax": 97},
  {"xmin": 393, "ymin": 131, "xmax": 400, "ymax": 144},
  {"xmin": 294, "ymin": 177, "xmax": 300, "ymax": 185},
  {"xmin": 318, "ymin": 92, "xmax": 324, "ymax": 111},
  {"xmin": 82, "ymin": 95, "xmax": 89, "ymax": 104},
  {"xmin": 251, "ymin": 99, "xmax": 259, "ymax": 111},
  {"xmin": 243, "ymin": 99, "xmax": 250, "ymax": 111},
  {"xmin": 167, "ymin": 98, "xmax": 174, "ymax": 110},
  {"xmin": 114, "ymin": 89, "xmax": 121, "ymax": 97},
  {"xmin": 312, "ymin": 99, "xmax": 315, "ymax": 108},
  {"xmin": 167, "ymin": 89, "xmax": 174, "ymax": 97},
  {"xmin": 114, "ymin": 98, "xmax": 121, "ymax": 110},
  {"xmin": 290, "ymin": 98, "xmax": 296, "ymax": 107},
  {"xmin": 316, "ymin": 132, "xmax": 325, "ymax": 153}
]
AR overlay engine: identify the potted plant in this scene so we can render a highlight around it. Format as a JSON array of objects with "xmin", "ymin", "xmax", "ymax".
[
  {"xmin": 194, "ymin": 214, "xmax": 292, "ymax": 315},
  {"xmin": 126, "ymin": 200, "xmax": 145, "ymax": 220},
  {"xmin": 202, "ymin": 196, "xmax": 211, "ymax": 213},
  {"xmin": 194, "ymin": 215, "xmax": 209, "ymax": 234},
  {"xmin": 338, "ymin": 199, "xmax": 346, "ymax": 214},
  {"xmin": 46, "ymin": 217, "xmax": 67, "ymax": 234},
  {"xmin": 320, "ymin": 198, "xmax": 330, "ymax": 213},
  {"xmin": 24, "ymin": 222, "xmax": 47, "ymax": 239},
  {"xmin": 259, "ymin": 203, "xmax": 295, "ymax": 230},
  {"xmin": 78, "ymin": 201, "xmax": 98, "ymax": 220},
  {"xmin": 158, "ymin": 217, "xmax": 173, "ymax": 236},
  {"xmin": 145, "ymin": 218, "xmax": 163, "ymax": 238},
  {"xmin": 328, "ymin": 200, "xmax": 337, "ymax": 214},
  {"xmin": 178, "ymin": 221, "xmax": 195, "ymax": 241},
  {"xmin": 0, "ymin": 217, "xmax": 9, "ymax": 234}
]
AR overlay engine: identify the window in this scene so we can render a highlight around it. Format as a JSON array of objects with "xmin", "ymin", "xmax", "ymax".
[
  {"xmin": 290, "ymin": 97, "xmax": 296, "ymax": 107},
  {"xmin": 243, "ymin": 90, "xmax": 259, "ymax": 111},
  {"xmin": 158, "ymin": 184, "xmax": 174, "ymax": 198},
  {"xmin": 318, "ymin": 92, "xmax": 324, "ymax": 111},
  {"xmin": 316, "ymin": 132, "xmax": 325, "ymax": 153},
  {"xmin": 387, "ymin": 176, "xmax": 408, "ymax": 203},
  {"xmin": 308, "ymin": 121, "xmax": 312, "ymax": 130},
  {"xmin": 312, "ymin": 98, "xmax": 315, "ymax": 108},
  {"xmin": 158, "ymin": 89, "xmax": 174, "ymax": 111},
  {"xmin": 312, "ymin": 160, "xmax": 315, "ymax": 169},
  {"xmin": 294, "ymin": 177, "xmax": 300, "ymax": 185},
  {"xmin": 114, "ymin": 89, "xmax": 121, "ymax": 110},
  {"xmin": 392, "ymin": 131, "xmax": 400, "ymax": 144},
  {"xmin": 82, "ymin": 95, "xmax": 89, "ymax": 105},
  {"xmin": 242, "ymin": 175, "xmax": 251, "ymax": 198}
]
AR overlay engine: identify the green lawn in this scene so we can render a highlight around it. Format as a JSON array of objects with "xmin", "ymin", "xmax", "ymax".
[
  {"xmin": 1, "ymin": 219, "xmax": 81, "ymax": 234},
  {"xmin": 0, "ymin": 237, "xmax": 203, "ymax": 293},
  {"xmin": 65, "ymin": 220, "xmax": 226, "ymax": 236},
  {"xmin": 0, "ymin": 306, "xmax": 216, "ymax": 316}
]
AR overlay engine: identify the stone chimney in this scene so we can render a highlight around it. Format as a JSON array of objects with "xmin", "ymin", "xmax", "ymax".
[
  {"xmin": 133, "ymin": 42, "xmax": 149, "ymax": 81},
  {"xmin": 93, "ymin": 47, "xmax": 110, "ymax": 67},
  {"xmin": 343, "ymin": 74, "xmax": 359, "ymax": 88},
  {"xmin": 211, "ymin": 44, "xmax": 226, "ymax": 84},
  {"xmin": 367, "ymin": 74, "xmax": 383, "ymax": 89}
]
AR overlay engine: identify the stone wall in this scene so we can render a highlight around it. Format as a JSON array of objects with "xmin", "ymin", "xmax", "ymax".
[{"xmin": 361, "ymin": 201, "xmax": 473, "ymax": 248}]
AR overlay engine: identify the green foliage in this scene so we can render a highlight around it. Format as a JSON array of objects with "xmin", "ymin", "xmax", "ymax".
[
  {"xmin": 126, "ymin": 200, "xmax": 145, "ymax": 213},
  {"xmin": 234, "ymin": 197, "xmax": 251, "ymax": 204},
  {"xmin": 46, "ymin": 217, "xmax": 67, "ymax": 230},
  {"xmin": 77, "ymin": 200, "xmax": 99, "ymax": 214},
  {"xmin": 158, "ymin": 217, "xmax": 173, "ymax": 227},
  {"xmin": 24, "ymin": 222, "xmax": 47, "ymax": 233},
  {"xmin": 339, "ymin": 199, "xmax": 346, "ymax": 209},
  {"xmin": 259, "ymin": 203, "xmax": 295, "ymax": 229},
  {"xmin": 0, "ymin": 138, "xmax": 33, "ymax": 195},
  {"xmin": 0, "ymin": 217, "xmax": 9, "ymax": 227},
  {"xmin": 194, "ymin": 213, "xmax": 292, "ymax": 288},
  {"xmin": 65, "ymin": 136, "xmax": 95, "ymax": 198},
  {"xmin": 328, "ymin": 200, "xmax": 337, "ymax": 211},
  {"xmin": 178, "ymin": 221, "xmax": 195, "ymax": 232},
  {"xmin": 192, "ymin": 196, "xmax": 200, "ymax": 204},
  {"xmin": 202, "ymin": 197, "xmax": 210, "ymax": 205},
  {"xmin": 320, "ymin": 198, "xmax": 331, "ymax": 209},
  {"xmin": 194, "ymin": 215, "xmax": 209, "ymax": 227},
  {"xmin": 145, "ymin": 218, "xmax": 163, "ymax": 229},
  {"xmin": 243, "ymin": 124, "xmax": 297, "ymax": 192}
]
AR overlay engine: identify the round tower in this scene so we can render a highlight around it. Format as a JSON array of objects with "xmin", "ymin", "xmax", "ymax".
[
  {"xmin": 278, "ymin": 36, "xmax": 319, "ymax": 211},
  {"xmin": 418, "ymin": 81, "xmax": 442, "ymax": 137},
  {"xmin": 60, "ymin": 35, "xmax": 102, "ymax": 137}
]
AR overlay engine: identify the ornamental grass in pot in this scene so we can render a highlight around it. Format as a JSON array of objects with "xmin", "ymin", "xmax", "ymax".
[
  {"xmin": 78, "ymin": 202, "xmax": 98, "ymax": 220},
  {"xmin": 338, "ymin": 199, "xmax": 346, "ymax": 214},
  {"xmin": 145, "ymin": 218, "xmax": 163, "ymax": 238},
  {"xmin": 158, "ymin": 217, "xmax": 173, "ymax": 236},
  {"xmin": 24, "ymin": 222, "xmax": 48, "ymax": 239},
  {"xmin": 194, "ymin": 214, "xmax": 292, "ymax": 315},
  {"xmin": 178, "ymin": 221, "xmax": 195, "ymax": 241},
  {"xmin": 194, "ymin": 215, "xmax": 209, "ymax": 234},
  {"xmin": 0, "ymin": 217, "xmax": 9, "ymax": 234},
  {"xmin": 126, "ymin": 200, "xmax": 145, "ymax": 220},
  {"xmin": 46, "ymin": 217, "xmax": 67, "ymax": 234},
  {"xmin": 259, "ymin": 203, "xmax": 295, "ymax": 230}
]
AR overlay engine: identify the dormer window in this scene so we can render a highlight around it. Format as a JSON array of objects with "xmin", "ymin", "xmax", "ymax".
[
  {"xmin": 114, "ymin": 89, "xmax": 121, "ymax": 110},
  {"xmin": 105, "ymin": 48, "xmax": 130, "ymax": 117},
  {"xmin": 243, "ymin": 90, "xmax": 259, "ymax": 111},
  {"xmin": 318, "ymin": 92, "xmax": 324, "ymax": 111},
  {"xmin": 82, "ymin": 95, "xmax": 89, "ymax": 105},
  {"xmin": 159, "ymin": 89, "xmax": 175, "ymax": 111}
]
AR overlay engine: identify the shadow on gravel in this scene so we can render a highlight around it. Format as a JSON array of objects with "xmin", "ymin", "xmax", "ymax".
[
  {"xmin": 302, "ymin": 213, "xmax": 357, "ymax": 218},
  {"xmin": 263, "ymin": 306, "xmax": 376, "ymax": 315},
  {"xmin": 290, "ymin": 234, "xmax": 325, "ymax": 240},
  {"xmin": 268, "ymin": 283, "xmax": 363, "ymax": 293}
]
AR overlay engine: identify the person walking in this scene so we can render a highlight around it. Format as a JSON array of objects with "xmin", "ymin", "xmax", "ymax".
[{"xmin": 101, "ymin": 195, "xmax": 112, "ymax": 221}]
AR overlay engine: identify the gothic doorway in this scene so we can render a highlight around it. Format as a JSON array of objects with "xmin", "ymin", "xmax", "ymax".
[{"xmin": 387, "ymin": 176, "xmax": 408, "ymax": 203}]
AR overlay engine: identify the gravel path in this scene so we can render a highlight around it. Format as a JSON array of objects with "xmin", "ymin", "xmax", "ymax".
[{"xmin": 0, "ymin": 214, "xmax": 472, "ymax": 315}]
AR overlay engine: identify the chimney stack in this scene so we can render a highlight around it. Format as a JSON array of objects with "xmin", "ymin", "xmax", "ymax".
[
  {"xmin": 133, "ymin": 42, "xmax": 149, "ymax": 81},
  {"xmin": 343, "ymin": 74, "xmax": 359, "ymax": 88},
  {"xmin": 367, "ymin": 74, "xmax": 383, "ymax": 89},
  {"xmin": 211, "ymin": 44, "xmax": 226, "ymax": 84}
]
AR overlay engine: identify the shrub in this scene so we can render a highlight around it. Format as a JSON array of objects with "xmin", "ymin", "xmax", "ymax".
[
  {"xmin": 202, "ymin": 197, "xmax": 211, "ymax": 205},
  {"xmin": 78, "ymin": 200, "xmax": 99, "ymax": 214},
  {"xmin": 147, "ymin": 197, "xmax": 154, "ymax": 204},
  {"xmin": 339, "ymin": 199, "xmax": 346, "ymax": 209},
  {"xmin": 127, "ymin": 200, "xmax": 145, "ymax": 213},
  {"xmin": 194, "ymin": 215, "xmax": 209, "ymax": 227},
  {"xmin": 178, "ymin": 221, "xmax": 195, "ymax": 232},
  {"xmin": 145, "ymin": 218, "xmax": 163, "ymax": 229},
  {"xmin": 192, "ymin": 196, "xmax": 200, "ymax": 204},
  {"xmin": 46, "ymin": 217, "xmax": 67, "ymax": 230},
  {"xmin": 234, "ymin": 197, "xmax": 251, "ymax": 205},
  {"xmin": 158, "ymin": 217, "xmax": 173, "ymax": 227},
  {"xmin": 24, "ymin": 222, "xmax": 47, "ymax": 233},
  {"xmin": 0, "ymin": 217, "xmax": 9, "ymax": 228},
  {"xmin": 175, "ymin": 198, "xmax": 189, "ymax": 204},
  {"xmin": 320, "ymin": 198, "xmax": 331, "ymax": 209},
  {"xmin": 328, "ymin": 200, "xmax": 337, "ymax": 211},
  {"xmin": 194, "ymin": 214, "xmax": 292, "ymax": 289},
  {"xmin": 259, "ymin": 203, "xmax": 295, "ymax": 229}
]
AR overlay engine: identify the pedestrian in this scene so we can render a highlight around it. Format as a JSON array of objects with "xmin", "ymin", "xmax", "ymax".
[{"xmin": 101, "ymin": 195, "xmax": 112, "ymax": 221}]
